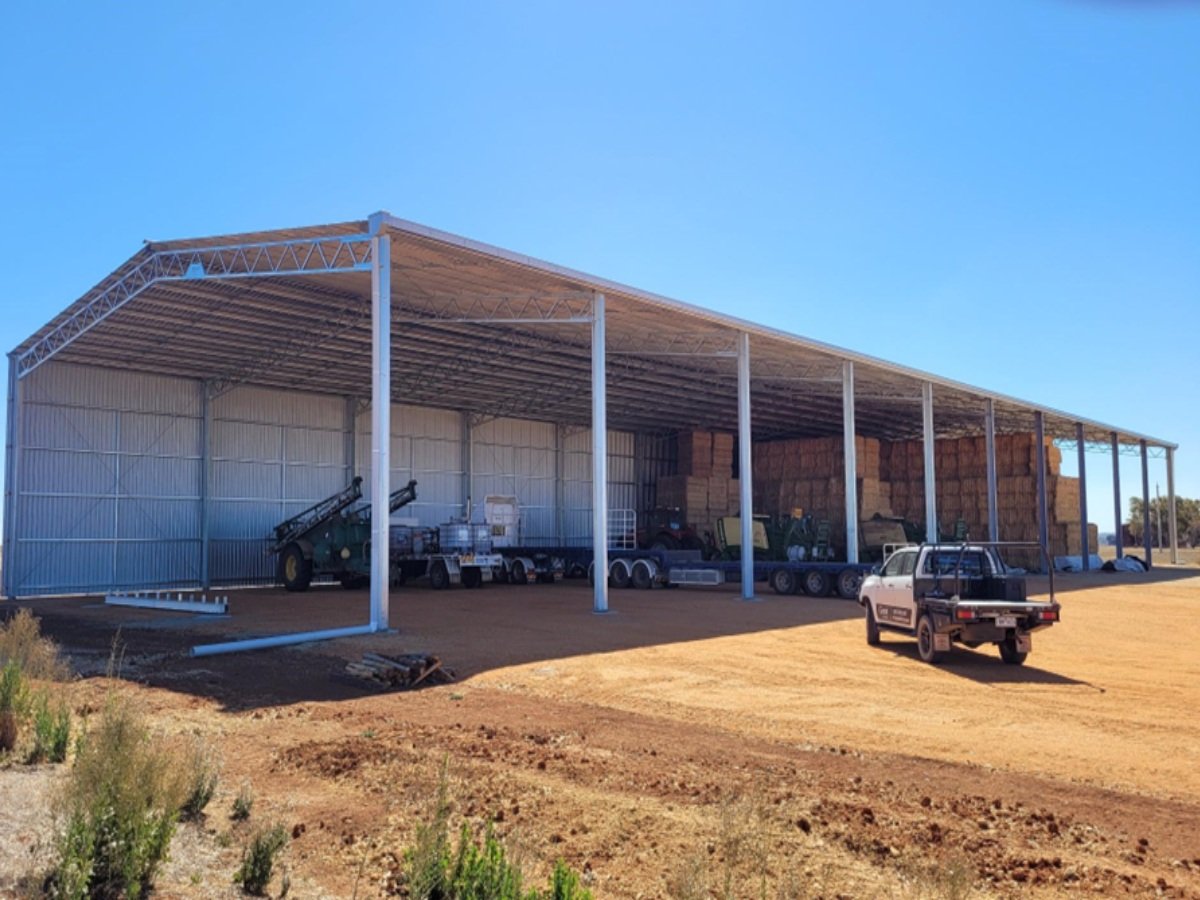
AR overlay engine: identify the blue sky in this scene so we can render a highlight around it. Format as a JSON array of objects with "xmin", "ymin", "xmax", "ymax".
[{"xmin": 1, "ymin": 1, "xmax": 1196, "ymax": 534}]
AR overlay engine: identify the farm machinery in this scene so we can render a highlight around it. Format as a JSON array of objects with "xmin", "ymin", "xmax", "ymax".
[{"xmin": 269, "ymin": 476, "xmax": 418, "ymax": 591}]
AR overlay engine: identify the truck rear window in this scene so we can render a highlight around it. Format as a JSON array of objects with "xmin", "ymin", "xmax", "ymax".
[{"xmin": 923, "ymin": 551, "xmax": 990, "ymax": 577}]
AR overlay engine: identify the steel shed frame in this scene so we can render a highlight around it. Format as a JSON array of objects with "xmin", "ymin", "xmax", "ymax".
[{"xmin": 4, "ymin": 212, "xmax": 1181, "ymax": 623}]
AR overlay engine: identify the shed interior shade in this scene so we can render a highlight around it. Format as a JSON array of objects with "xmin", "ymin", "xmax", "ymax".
[{"xmin": 12, "ymin": 213, "xmax": 1175, "ymax": 449}]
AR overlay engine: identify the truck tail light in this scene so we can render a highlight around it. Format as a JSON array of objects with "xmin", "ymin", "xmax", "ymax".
[
  {"xmin": 1039, "ymin": 609, "xmax": 1058, "ymax": 622},
  {"xmin": 955, "ymin": 608, "xmax": 975, "ymax": 621}
]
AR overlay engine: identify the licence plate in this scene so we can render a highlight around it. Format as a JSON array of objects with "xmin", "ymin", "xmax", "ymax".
[{"xmin": 995, "ymin": 615, "xmax": 1017, "ymax": 628}]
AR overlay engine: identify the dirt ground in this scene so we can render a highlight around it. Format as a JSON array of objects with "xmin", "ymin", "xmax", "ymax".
[{"xmin": 3, "ymin": 564, "xmax": 1200, "ymax": 898}]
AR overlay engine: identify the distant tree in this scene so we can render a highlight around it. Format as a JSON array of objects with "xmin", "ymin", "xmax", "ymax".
[{"xmin": 1127, "ymin": 496, "xmax": 1199, "ymax": 547}]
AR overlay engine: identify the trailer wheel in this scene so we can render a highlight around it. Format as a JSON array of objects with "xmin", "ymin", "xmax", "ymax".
[
  {"xmin": 493, "ymin": 565, "xmax": 509, "ymax": 585},
  {"xmin": 999, "ymin": 636, "xmax": 1028, "ymax": 666},
  {"xmin": 429, "ymin": 560, "xmax": 450, "ymax": 591},
  {"xmin": 916, "ymin": 614, "xmax": 943, "ymax": 664},
  {"xmin": 461, "ymin": 567, "xmax": 483, "ymax": 589},
  {"xmin": 510, "ymin": 559, "xmax": 529, "ymax": 585},
  {"xmin": 631, "ymin": 560, "xmax": 654, "ymax": 590},
  {"xmin": 769, "ymin": 568, "xmax": 797, "ymax": 595},
  {"xmin": 609, "ymin": 559, "xmax": 632, "ymax": 589},
  {"xmin": 279, "ymin": 543, "xmax": 313, "ymax": 593},
  {"xmin": 865, "ymin": 602, "xmax": 881, "ymax": 646},
  {"xmin": 802, "ymin": 569, "xmax": 830, "ymax": 597},
  {"xmin": 836, "ymin": 568, "xmax": 862, "ymax": 600}
]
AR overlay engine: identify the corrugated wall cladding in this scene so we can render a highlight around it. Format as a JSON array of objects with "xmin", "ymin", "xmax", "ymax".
[
  {"xmin": 7, "ymin": 363, "xmax": 204, "ymax": 595},
  {"xmin": 6, "ymin": 362, "xmax": 641, "ymax": 595}
]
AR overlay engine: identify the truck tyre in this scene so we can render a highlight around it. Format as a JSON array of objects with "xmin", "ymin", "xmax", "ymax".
[
  {"xmin": 631, "ymin": 560, "xmax": 654, "ymax": 590},
  {"xmin": 802, "ymin": 569, "xmax": 830, "ymax": 597},
  {"xmin": 650, "ymin": 533, "xmax": 681, "ymax": 551},
  {"xmin": 510, "ymin": 559, "xmax": 529, "ymax": 585},
  {"xmin": 280, "ymin": 543, "xmax": 313, "ymax": 593},
  {"xmin": 493, "ymin": 564, "xmax": 509, "ymax": 585},
  {"xmin": 865, "ymin": 602, "xmax": 881, "ymax": 646},
  {"xmin": 429, "ymin": 560, "xmax": 450, "ymax": 591},
  {"xmin": 836, "ymin": 568, "xmax": 862, "ymax": 600},
  {"xmin": 916, "ymin": 613, "xmax": 944, "ymax": 664},
  {"xmin": 461, "ymin": 567, "xmax": 483, "ymax": 589},
  {"xmin": 610, "ymin": 560, "xmax": 632, "ymax": 589},
  {"xmin": 770, "ymin": 568, "xmax": 797, "ymax": 595},
  {"xmin": 999, "ymin": 636, "xmax": 1028, "ymax": 666}
]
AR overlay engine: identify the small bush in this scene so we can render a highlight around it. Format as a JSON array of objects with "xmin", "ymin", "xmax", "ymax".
[
  {"xmin": 30, "ymin": 690, "xmax": 71, "ymax": 763},
  {"xmin": 231, "ymin": 783, "xmax": 254, "ymax": 821},
  {"xmin": 0, "ymin": 659, "xmax": 29, "ymax": 751},
  {"xmin": 48, "ymin": 692, "xmax": 186, "ymax": 899},
  {"xmin": 179, "ymin": 737, "xmax": 220, "ymax": 821},
  {"xmin": 233, "ymin": 823, "xmax": 288, "ymax": 895},
  {"xmin": 0, "ymin": 608, "xmax": 69, "ymax": 681},
  {"xmin": 447, "ymin": 824, "xmax": 525, "ymax": 899},
  {"xmin": 542, "ymin": 859, "xmax": 593, "ymax": 900},
  {"xmin": 405, "ymin": 759, "xmax": 453, "ymax": 899}
]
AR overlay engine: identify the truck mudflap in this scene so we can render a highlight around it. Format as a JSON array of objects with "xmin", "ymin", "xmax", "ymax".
[{"xmin": 933, "ymin": 632, "xmax": 951, "ymax": 653}]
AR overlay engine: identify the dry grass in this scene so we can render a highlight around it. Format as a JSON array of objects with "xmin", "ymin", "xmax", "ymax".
[{"xmin": 0, "ymin": 608, "xmax": 70, "ymax": 682}]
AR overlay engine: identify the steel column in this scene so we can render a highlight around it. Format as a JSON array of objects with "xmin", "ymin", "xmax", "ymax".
[
  {"xmin": 1034, "ymin": 412, "xmax": 1049, "ymax": 562},
  {"xmin": 555, "ymin": 424, "xmax": 565, "ymax": 545},
  {"xmin": 738, "ymin": 332, "xmax": 755, "ymax": 599},
  {"xmin": 200, "ymin": 382, "xmax": 212, "ymax": 590},
  {"xmin": 985, "ymin": 399, "xmax": 999, "ymax": 542},
  {"xmin": 461, "ymin": 412, "xmax": 474, "ymax": 518},
  {"xmin": 370, "ymin": 232, "xmax": 392, "ymax": 630},
  {"xmin": 1110, "ymin": 433, "xmax": 1123, "ymax": 558},
  {"xmin": 591, "ymin": 293, "xmax": 609, "ymax": 613},
  {"xmin": 344, "ymin": 396, "xmax": 358, "ymax": 485},
  {"xmin": 1075, "ymin": 423, "xmax": 1089, "ymax": 570},
  {"xmin": 922, "ymin": 382, "xmax": 937, "ymax": 543},
  {"xmin": 1140, "ymin": 439, "xmax": 1152, "ymax": 569},
  {"xmin": 842, "ymin": 361, "xmax": 858, "ymax": 564},
  {"xmin": 1167, "ymin": 447, "xmax": 1178, "ymax": 564},
  {"xmin": 2, "ymin": 355, "xmax": 20, "ymax": 598}
]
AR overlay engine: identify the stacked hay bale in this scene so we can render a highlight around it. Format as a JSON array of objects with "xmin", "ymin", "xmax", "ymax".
[
  {"xmin": 882, "ymin": 434, "xmax": 1096, "ymax": 559},
  {"xmin": 751, "ymin": 436, "xmax": 890, "ymax": 546},
  {"xmin": 655, "ymin": 431, "xmax": 739, "ymax": 536}
]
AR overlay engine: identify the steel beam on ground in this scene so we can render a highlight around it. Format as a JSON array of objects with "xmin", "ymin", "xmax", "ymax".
[
  {"xmin": 1035, "ymin": 412, "xmax": 1049, "ymax": 561},
  {"xmin": 985, "ymin": 398, "xmax": 999, "ymax": 542},
  {"xmin": 738, "ymin": 332, "xmax": 755, "ymax": 599},
  {"xmin": 1167, "ymin": 447, "xmax": 1178, "ymax": 564},
  {"xmin": 1111, "ymin": 432, "xmax": 1123, "ymax": 559},
  {"xmin": 922, "ymin": 382, "xmax": 937, "ymax": 543},
  {"xmin": 842, "ymin": 361, "xmax": 858, "ymax": 564},
  {"xmin": 1076, "ymin": 422, "xmax": 1089, "ymax": 570},
  {"xmin": 370, "ymin": 231, "xmax": 392, "ymax": 630},
  {"xmin": 592, "ymin": 293, "xmax": 609, "ymax": 613},
  {"xmin": 1141, "ymin": 439, "xmax": 1152, "ymax": 569}
]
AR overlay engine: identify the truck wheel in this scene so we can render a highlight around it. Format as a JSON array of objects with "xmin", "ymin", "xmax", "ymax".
[
  {"xmin": 836, "ymin": 568, "xmax": 862, "ymax": 600},
  {"xmin": 429, "ymin": 560, "xmax": 450, "ymax": 591},
  {"xmin": 493, "ymin": 565, "xmax": 509, "ymax": 585},
  {"xmin": 510, "ymin": 559, "xmax": 529, "ymax": 585},
  {"xmin": 631, "ymin": 560, "xmax": 654, "ymax": 590},
  {"xmin": 770, "ymin": 568, "xmax": 797, "ymax": 595},
  {"xmin": 279, "ymin": 543, "xmax": 313, "ymax": 593},
  {"xmin": 650, "ymin": 533, "xmax": 680, "ymax": 551},
  {"xmin": 461, "ymin": 567, "xmax": 483, "ymax": 589},
  {"xmin": 865, "ymin": 602, "xmax": 881, "ymax": 646},
  {"xmin": 999, "ymin": 637, "xmax": 1028, "ymax": 666},
  {"xmin": 802, "ymin": 569, "xmax": 830, "ymax": 597},
  {"xmin": 916, "ymin": 614, "xmax": 944, "ymax": 664},
  {"xmin": 609, "ymin": 560, "xmax": 632, "ymax": 589}
]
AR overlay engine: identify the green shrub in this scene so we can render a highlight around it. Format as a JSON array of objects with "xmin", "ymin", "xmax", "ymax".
[
  {"xmin": 179, "ymin": 737, "xmax": 220, "ymax": 821},
  {"xmin": 405, "ymin": 760, "xmax": 453, "ymax": 900},
  {"xmin": 233, "ymin": 823, "xmax": 288, "ymax": 895},
  {"xmin": 542, "ymin": 860, "xmax": 593, "ymax": 900},
  {"xmin": 48, "ymin": 692, "xmax": 185, "ymax": 899},
  {"xmin": 447, "ymin": 824, "xmax": 525, "ymax": 900},
  {"xmin": 231, "ymin": 782, "xmax": 254, "ymax": 821},
  {"xmin": 0, "ymin": 659, "xmax": 29, "ymax": 751},
  {"xmin": 30, "ymin": 690, "xmax": 71, "ymax": 763}
]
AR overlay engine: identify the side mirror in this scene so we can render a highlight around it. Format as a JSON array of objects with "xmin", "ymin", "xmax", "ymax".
[{"xmin": 871, "ymin": 565, "xmax": 882, "ymax": 576}]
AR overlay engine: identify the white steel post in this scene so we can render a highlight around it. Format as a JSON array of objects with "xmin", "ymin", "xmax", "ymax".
[
  {"xmin": 370, "ymin": 232, "xmax": 392, "ymax": 631},
  {"xmin": 591, "ymin": 293, "xmax": 609, "ymax": 613},
  {"xmin": 1076, "ymin": 423, "xmax": 1089, "ymax": 569},
  {"xmin": 1167, "ymin": 447, "xmax": 1178, "ymax": 564},
  {"xmin": 344, "ymin": 396, "xmax": 357, "ymax": 486},
  {"xmin": 461, "ymin": 412, "xmax": 474, "ymax": 518},
  {"xmin": 842, "ymin": 361, "xmax": 858, "ymax": 564},
  {"xmin": 985, "ymin": 399, "xmax": 999, "ymax": 542},
  {"xmin": 737, "ymin": 332, "xmax": 755, "ymax": 599},
  {"xmin": 1111, "ymin": 432, "xmax": 1123, "ymax": 559},
  {"xmin": 3, "ymin": 355, "xmax": 21, "ymax": 598},
  {"xmin": 200, "ymin": 382, "xmax": 212, "ymax": 590},
  {"xmin": 555, "ymin": 424, "xmax": 565, "ymax": 545},
  {"xmin": 1140, "ymin": 439, "xmax": 1152, "ymax": 569},
  {"xmin": 922, "ymin": 382, "xmax": 937, "ymax": 543}
]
